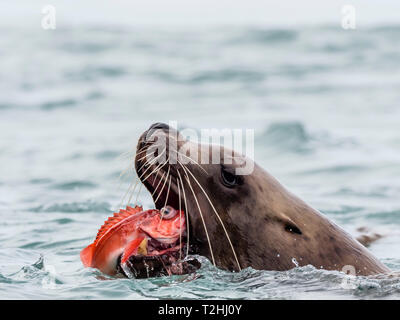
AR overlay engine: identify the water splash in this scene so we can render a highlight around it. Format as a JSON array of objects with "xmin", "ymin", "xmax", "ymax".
[{"xmin": 291, "ymin": 258, "xmax": 300, "ymax": 268}]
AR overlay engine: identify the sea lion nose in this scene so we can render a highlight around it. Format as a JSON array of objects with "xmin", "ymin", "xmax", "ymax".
[
  {"xmin": 149, "ymin": 122, "xmax": 170, "ymax": 131},
  {"xmin": 137, "ymin": 123, "xmax": 170, "ymax": 150}
]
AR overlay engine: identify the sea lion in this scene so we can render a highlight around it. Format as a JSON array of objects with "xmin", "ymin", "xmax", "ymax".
[{"xmin": 132, "ymin": 122, "xmax": 389, "ymax": 276}]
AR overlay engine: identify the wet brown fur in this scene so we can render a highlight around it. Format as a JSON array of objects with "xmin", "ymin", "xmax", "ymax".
[{"xmin": 136, "ymin": 124, "xmax": 390, "ymax": 276}]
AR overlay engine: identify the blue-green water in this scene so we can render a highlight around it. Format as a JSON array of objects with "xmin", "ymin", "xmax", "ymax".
[{"xmin": 1, "ymin": 25, "xmax": 400, "ymax": 299}]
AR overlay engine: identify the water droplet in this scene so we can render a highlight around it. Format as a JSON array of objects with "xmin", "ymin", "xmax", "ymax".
[{"xmin": 291, "ymin": 257, "xmax": 299, "ymax": 267}]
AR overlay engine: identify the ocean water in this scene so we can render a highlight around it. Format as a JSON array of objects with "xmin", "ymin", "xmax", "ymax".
[{"xmin": 1, "ymin": 25, "xmax": 400, "ymax": 299}]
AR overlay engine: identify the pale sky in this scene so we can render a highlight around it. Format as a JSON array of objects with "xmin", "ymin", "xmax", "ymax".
[{"xmin": 1, "ymin": 0, "xmax": 399, "ymax": 27}]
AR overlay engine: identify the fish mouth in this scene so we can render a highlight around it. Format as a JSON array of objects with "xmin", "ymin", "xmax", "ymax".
[{"xmin": 116, "ymin": 202, "xmax": 199, "ymax": 278}]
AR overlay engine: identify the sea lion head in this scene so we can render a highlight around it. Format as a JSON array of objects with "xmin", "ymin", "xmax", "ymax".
[
  {"xmin": 134, "ymin": 122, "xmax": 304, "ymax": 272},
  {"xmin": 135, "ymin": 122, "xmax": 390, "ymax": 275}
]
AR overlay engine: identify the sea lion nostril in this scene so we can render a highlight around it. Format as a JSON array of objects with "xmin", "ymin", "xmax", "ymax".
[{"xmin": 149, "ymin": 122, "xmax": 170, "ymax": 131}]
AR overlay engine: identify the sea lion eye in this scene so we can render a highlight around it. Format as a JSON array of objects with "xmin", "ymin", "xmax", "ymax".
[{"xmin": 221, "ymin": 167, "xmax": 240, "ymax": 188}]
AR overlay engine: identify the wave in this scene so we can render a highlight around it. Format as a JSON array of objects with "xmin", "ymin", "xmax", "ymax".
[
  {"xmin": 41, "ymin": 98, "xmax": 78, "ymax": 110},
  {"xmin": 57, "ymin": 41, "xmax": 119, "ymax": 54},
  {"xmin": 228, "ymin": 28, "xmax": 298, "ymax": 45},
  {"xmin": 30, "ymin": 200, "xmax": 110, "ymax": 213},
  {"xmin": 366, "ymin": 210, "xmax": 400, "ymax": 224},
  {"xmin": 257, "ymin": 121, "xmax": 358, "ymax": 154},
  {"xmin": 113, "ymin": 257, "xmax": 400, "ymax": 299},
  {"xmin": 330, "ymin": 186, "xmax": 397, "ymax": 199},
  {"xmin": 300, "ymin": 164, "xmax": 369, "ymax": 175},
  {"xmin": 149, "ymin": 68, "xmax": 265, "ymax": 84},
  {"xmin": 52, "ymin": 181, "xmax": 97, "ymax": 190},
  {"xmin": 64, "ymin": 65, "xmax": 126, "ymax": 82},
  {"xmin": 256, "ymin": 121, "xmax": 312, "ymax": 153}
]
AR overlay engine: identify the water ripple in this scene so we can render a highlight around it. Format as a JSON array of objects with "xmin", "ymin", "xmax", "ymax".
[
  {"xmin": 30, "ymin": 200, "xmax": 110, "ymax": 213},
  {"xmin": 52, "ymin": 181, "xmax": 97, "ymax": 191}
]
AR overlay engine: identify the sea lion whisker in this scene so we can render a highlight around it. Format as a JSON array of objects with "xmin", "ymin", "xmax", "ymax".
[
  {"xmin": 133, "ymin": 182, "xmax": 143, "ymax": 206},
  {"xmin": 146, "ymin": 167, "xmax": 161, "ymax": 191},
  {"xmin": 153, "ymin": 166, "xmax": 171, "ymax": 204},
  {"xmin": 138, "ymin": 168, "xmax": 162, "ymax": 205},
  {"xmin": 119, "ymin": 178, "xmax": 139, "ymax": 209},
  {"xmin": 136, "ymin": 147, "xmax": 166, "ymax": 177},
  {"xmin": 142, "ymin": 157, "xmax": 167, "ymax": 183},
  {"xmin": 177, "ymin": 178, "xmax": 183, "ymax": 261},
  {"xmin": 117, "ymin": 162, "xmax": 137, "ymax": 204},
  {"xmin": 118, "ymin": 145, "xmax": 150, "ymax": 179},
  {"xmin": 118, "ymin": 145, "xmax": 142, "ymax": 160},
  {"xmin": 127, "ymin": 144, "xmax": 148, "ymax": 157},
  {"xmin": 177, "ymin": 169, "xmax": 190, "ymax": 258},
  {"xmin": 180, "ymin": 162, "xmax": 216, "ymax": 267},
  {"xmin": 151, "ymin": 171, "xmax": 166, "ymax": 198},
  {"xmin": 127, "ymin": 178, "xmax": 140, "ymax": 205},
  {"xmin": 158, "ymin": 175, "xmax": 172, "ymax": 226},
  {"xmin": 118, "ymin": 163, "xmax": 134, "ymax": 179},
  {"xmin": 135, "ymin": 145, "xmax": 158, "ymax": 164},
  {"xmin": 135, "ymin": 145, "xmax": 154, "ymax": 156},
  {"xmin": 122, "ymin": 147, "xmax": 165, "ymax": 208},
  {"xmin": 118, "ymin": 149, "xmax": 148, "ymax": 209},
  {"xmin": 124, "ymin": 152, "xmax": 155, "ymax": 205},
  {"xmin": 163, "ymin": 175, "xmax": 172, "ymax": 209},
  {"xmin": 159, "ymin": 134, "xmax": 207, "ymax": 175},
  {"xmin": 182, "ymin": 164, "xmax": 242, "ymax": 271},
  {"xmin": 117, "ymin": 147, "xmax": 143, "ymax": 186},
  {"xmin": 176, "ymin": 150, "xmax": 208, "ymax": 175}
]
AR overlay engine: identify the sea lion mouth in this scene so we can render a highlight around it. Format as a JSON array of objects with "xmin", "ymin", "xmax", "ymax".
[
  {"xmin": 123, "ymin": 134, "xmax": 200, "ymax": 278},
  {"xmin": 134, "ymin": 126, "xmax": 187, "ymax": 231},
  {"xmin": 132, "ymin": 123, "xmax": 242, "ymax": 274},
  {"xmin": 137, "ymin": 161, "xmax": 182, "ymax": 212}
]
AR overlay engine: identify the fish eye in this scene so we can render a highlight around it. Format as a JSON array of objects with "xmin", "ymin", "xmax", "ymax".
[
  {"xmin": 160, "ymin": 206, "xmax": 177, "ymax": 219},
  {"xmin": 221, "ymin": 166, "xmax": 241, "ymax": 188}
]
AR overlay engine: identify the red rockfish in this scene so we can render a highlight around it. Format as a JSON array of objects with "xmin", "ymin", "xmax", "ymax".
[{"xmin": 80, "ymin": 205, "xmax": 186, "ymax": 276}]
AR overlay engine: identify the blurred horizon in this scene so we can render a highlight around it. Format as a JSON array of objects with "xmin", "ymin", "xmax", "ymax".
[{"xmin": 2, "ymin": 1, "xmax": 400, "ymax": 28}]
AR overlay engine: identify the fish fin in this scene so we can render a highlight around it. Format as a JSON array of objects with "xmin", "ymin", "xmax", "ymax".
[
  {"xmin": 121, "ymin": 237, "xmax": 146, "ymax": 264},
  {"xmin": 80, "ymin": 243, "xmax": 95, "ymax": 267},
  {"xmin": 94, "ymin": 206, "xmax": 143, "ymax": 244}
]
